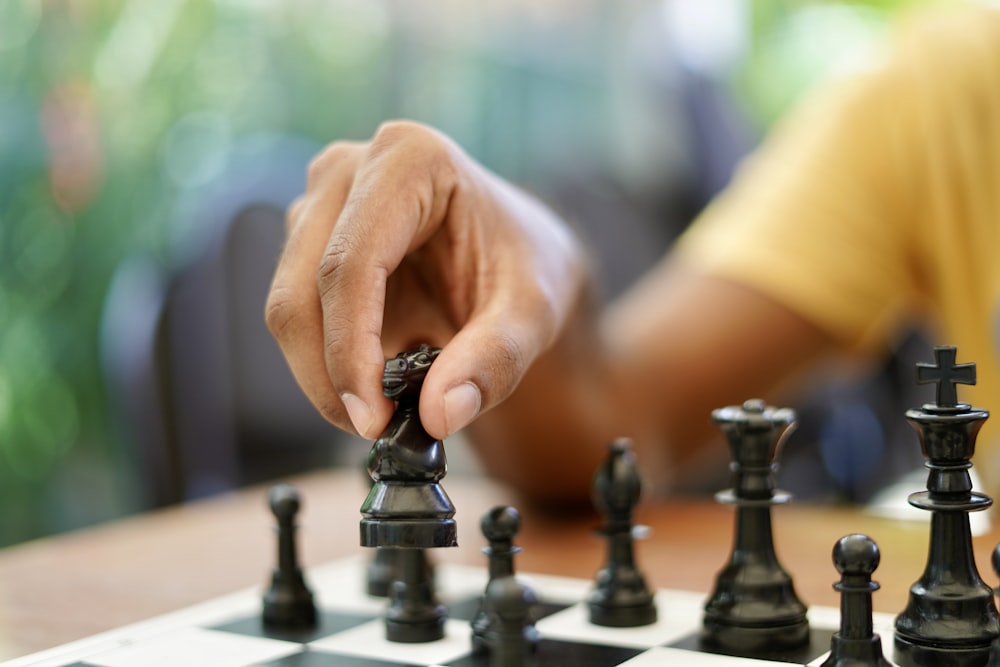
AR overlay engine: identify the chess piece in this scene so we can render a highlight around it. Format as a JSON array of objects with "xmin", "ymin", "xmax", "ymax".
[
  {"xmin": 363, "ymin": 457, "xmax": 436, "ymax": 597},
  {"xmin": 363, "ymin": 459, "xmax": 400, "ymax": 597},
  {"xmin": 262, "ymin": 484, "xmax": 317, "ymax": 629},
  {"xmin": 367, "ymin": 548, "xmax": 401, "ymax": 598},
  {"xmin": 385, "ymin": 548, "xmax": 448, "ymax": 642},
  {"xmin": 702, "ymin": 399, "xmax": 809, "ymax": 654},
  {"xmin": 361, "ymin": 345, "xmax": 457, "ymax": 549},
  {"xmin": 894, "ymin": 347, "xmax": 1000, "ymax": 666},
  {"xmin": 472, "ymin": 506, "xmax": 539, "ymax": 651},
  {"xmin": 820, "ymin": 534, "xmax": 891, "ymax": 667},
  {"xmin": 987, "ymin": 545, "xmax": 1000, "ymax": 667},
  {"xmin": 587, "ymin": 439, "xmax": 657, "ymax": 627},
  {"xmin": 362, "ymin": 461, "xmax": 404, "ymax": 597},
  {"xmin": 482, "ymin": 575, "xmax": 537, "ymax": 667}
]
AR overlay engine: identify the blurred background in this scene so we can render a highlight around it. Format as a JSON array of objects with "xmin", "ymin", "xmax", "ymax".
[{"xmin": 0, "ymin": 0, "xmax": 946, "ymax": 547}]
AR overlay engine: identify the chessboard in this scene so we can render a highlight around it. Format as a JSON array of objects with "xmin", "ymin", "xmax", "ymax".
[
  {"xmin": 5, "ymin": 345, "xmax": 999, "ymax": 667},
  {"xmin": 0, "ymin": 554, "xmax": 891, "ymax": 667}
]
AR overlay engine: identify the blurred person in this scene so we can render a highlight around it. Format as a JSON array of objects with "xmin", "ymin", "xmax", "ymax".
[{"xmin": 265, "ymin": 5, "xmax": 1000, "ymax": 505}]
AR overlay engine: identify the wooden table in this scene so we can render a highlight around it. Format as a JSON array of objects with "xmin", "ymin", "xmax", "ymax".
[{"xmin": 0, "ymin": 467, "xmax": 997, "ymax": 662}]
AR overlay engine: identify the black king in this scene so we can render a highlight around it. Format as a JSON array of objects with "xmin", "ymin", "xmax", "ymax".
[
  {"xmin": 360, "ymin": 345, "xmax": 457, "ymax": 549},
  {"xmin": 894, "ymin": 346, "xmax": 999, "ymax": 667}
]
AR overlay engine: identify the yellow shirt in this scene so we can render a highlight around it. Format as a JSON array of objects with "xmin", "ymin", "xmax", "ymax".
[{"xmin": 676, "ymin": 6, "xmax": 1000, "ymax": 488}]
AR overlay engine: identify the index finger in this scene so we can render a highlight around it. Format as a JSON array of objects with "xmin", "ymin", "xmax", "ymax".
[
  {"xmin": 316, "ymin": 122, "xmax": 461, "ymax": 437},
  {"xmin": 266, "ymin": 143, "xmax": 363, "ymax": 433}
]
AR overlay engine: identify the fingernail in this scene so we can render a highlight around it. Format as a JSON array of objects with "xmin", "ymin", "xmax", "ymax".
[
  {"xmin": 341, "ymin": 392, "xmax": 374, "ymax": 438},
  {"xmin": 444, "ymin": 382, "xmax": 481, "ymax": 435}
]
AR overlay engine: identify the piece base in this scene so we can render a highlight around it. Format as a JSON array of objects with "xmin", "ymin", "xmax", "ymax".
[
  {"xmin": 702, "ymin": 616, "xmax": 810, "ymax": 654},
  {"xmin": 262, "ymin": 572, "xmax": 317, "ymax": 629},
  {"xmin": 821, "ymin": 634, "xmax": 890, "ymax": 667},
  {"xmin": 261, "ymin": 599, "xmax": 317, "ymax": 629},
  {"xmin": 385, "ymin": 612, "xmax": 447, "ymax": 643},
  {"xmin": 588, "ymin": 601, "xmax": 658, "ymax": 628},
  {"xmin": 360, "ymin": 518, "xmax": 458, "ymax": 548},
  {"xmin": 893, "ymin": 632, "xmax": 993, "ymax": 667}
]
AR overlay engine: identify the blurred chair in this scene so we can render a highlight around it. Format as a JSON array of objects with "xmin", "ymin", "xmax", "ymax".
[{"xmin": 101, "ymin": 134, "xmax": 367, "ymax": 508}]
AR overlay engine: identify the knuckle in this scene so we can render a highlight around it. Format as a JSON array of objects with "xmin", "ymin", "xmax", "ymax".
[
  {"xmin": 306, "ymin": 141, "xmax": 359, "ymax": 190},
  {"xmin": 367, "ymin": 122, "xmax": 463, "ymax": 214},
  {"xmin": 321, "ymin": 312, "xmax": 356, "ymax": 357},
  {"xmin": 371, "ymin": 119, "xmax": 425, "ymax": 146},
  {"xmin": 370, "ymin": 120, "xmax": 450, "ymax": 164},
  {"xmin": 485, "ymin": 333, "xmax": 527, "ymax": 401},
  {"xmin": 263, "ymin": 288, "xmax": 306, "ymax": 340},
  {"xmin": 305, "ymin": 147, "xmax": 335, "ymax": 188},
  {"xmin": 432, "ymin": 149, "xmax": 459, "ymax": 190},
  {"xmin": 315, "ymin": 234, "xmax": 357, "ymax": 292},
  {"xmin": 284, "ymin": 196, "xmax": 305, "ymax": 232}
]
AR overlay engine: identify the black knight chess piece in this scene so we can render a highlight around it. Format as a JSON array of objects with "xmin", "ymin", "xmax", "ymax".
[
  {"xmin": 820, "ymin": 534, "xmax": 891, "ymax": 667},
  {"xmin": 262, "ymin": 484, "xmax": 317, "ymax": 629},
  {"xmin": 360, "ymin": 345, "xmax": 457, "ymax": 549},
  {"xmin": 360, "ymin": 345, "xmax": 454, "ymax": 643},
  {"xmin": 893, "ymin": 346, "xmax": 999, "ymax": 666},
  {"xmin": 702, "ymin": 399, "xmax": 809, "ymax": 655},
  {"xmin": 588, "ymin": 439, "xmax": 657, "ymax": 627},
  {"xmin": 363, "ymin": 463, "xmax": 406, "ymax": 598}
]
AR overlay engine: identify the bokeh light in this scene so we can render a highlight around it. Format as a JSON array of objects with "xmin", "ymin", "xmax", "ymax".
[{"xmin": 0, "ymin": 0, "xmax": 41, "ymax": 52}]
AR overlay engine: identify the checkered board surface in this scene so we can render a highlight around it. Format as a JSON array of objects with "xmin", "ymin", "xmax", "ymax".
[{"xmin": 2, "ymin": 556, "xmax": 898, "ymax": 667}]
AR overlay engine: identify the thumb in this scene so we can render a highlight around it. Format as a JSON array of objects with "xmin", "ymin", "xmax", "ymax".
[{"xmin": 419, "ymin": 316, "xmax": 542, "ymax": 440}]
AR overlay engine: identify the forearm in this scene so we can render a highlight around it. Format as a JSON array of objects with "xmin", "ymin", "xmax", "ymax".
[
  {"xmin": 461, "ymin": 285, "xmax": 630, "ymax": 508},
  {"xmin": 462, "ymin": 258, "xmax": 841, "ymax": 506}
]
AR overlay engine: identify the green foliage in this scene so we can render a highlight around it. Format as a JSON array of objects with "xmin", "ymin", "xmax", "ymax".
[
  {"xmin": 0, "ymin": 0, "xmax": 403, "ymax": 544},
  {"xmin": 736, "ymin": 0, "xmax": 948, "ymax": 127}
]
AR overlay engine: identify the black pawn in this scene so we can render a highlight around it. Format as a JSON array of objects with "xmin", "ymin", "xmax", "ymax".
[
  {"xmin": 986, "ymin": 545, "xmax": 1000, "ymax": 666},
  {"xmin": 702, "ymin": 399, "xmax": 809, "ymax": 654},
  {"xmin": 367, "ymin": 548, "xmax": 402, "ymax": 598},
  {"xmin": 820, "ymin": 534, "xmax": 891, "ymax": 667},
  {"xmin": 472, "ymin": 506, "xmax": 538, "ymax": 651},
  {"xmin": 483, "ymin": 576, "xmax": 537, "ymax": 667},
  {"xmin": 385, "ymin": 548, "xmax": 447, "ymax": 642},
  {"xmin": 262, "ymin": 484, "xmax": 317, "ymax": 629},
  {"xmin": 588, "ymin": 439, "xmax": 657, "ymax": 627}
]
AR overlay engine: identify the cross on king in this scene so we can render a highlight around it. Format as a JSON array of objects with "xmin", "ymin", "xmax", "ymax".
[{"xmin": 916, "ymin": 346, "xmax": 976, "ymax": 408}]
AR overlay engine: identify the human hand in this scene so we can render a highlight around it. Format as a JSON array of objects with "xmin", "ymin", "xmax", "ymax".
[{"xmin": 266, "ymin": 121, "xmax": 585, "ymax": 441}]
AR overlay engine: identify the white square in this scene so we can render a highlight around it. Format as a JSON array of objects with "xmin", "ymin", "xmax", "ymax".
[
  {"xmin": 621, "ymin": 645, "xmax": 792, "ymax": 665},
  {"xmin": 310, "ymin": 618, "xmax": 472, "ymax": 664},
  {"xmin": 536, "ymin": 589, "xmax": 704, "ymax": 648},
  {"xmin": 84, "ymin": 626, "xmax": 301, "ymax": 667}
]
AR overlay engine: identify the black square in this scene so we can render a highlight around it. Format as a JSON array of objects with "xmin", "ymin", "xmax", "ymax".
[
  {"xmin": 211, "ymin": 609, "xmax": 375, "ymax": 643},
  {"xmin": 668, "ymin": 627, "xmax": 835, "ymax": 664},
  {"xmin": 447, "ymin": 595, "xmax": 571, "ymax": 624},
  {"xmin": 447, "ymin": 638, "xmax": 643, "ymax": 667},
  {"xmin": 260, "ymin": 647, "xmax": 421, "ymax": 667}
]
